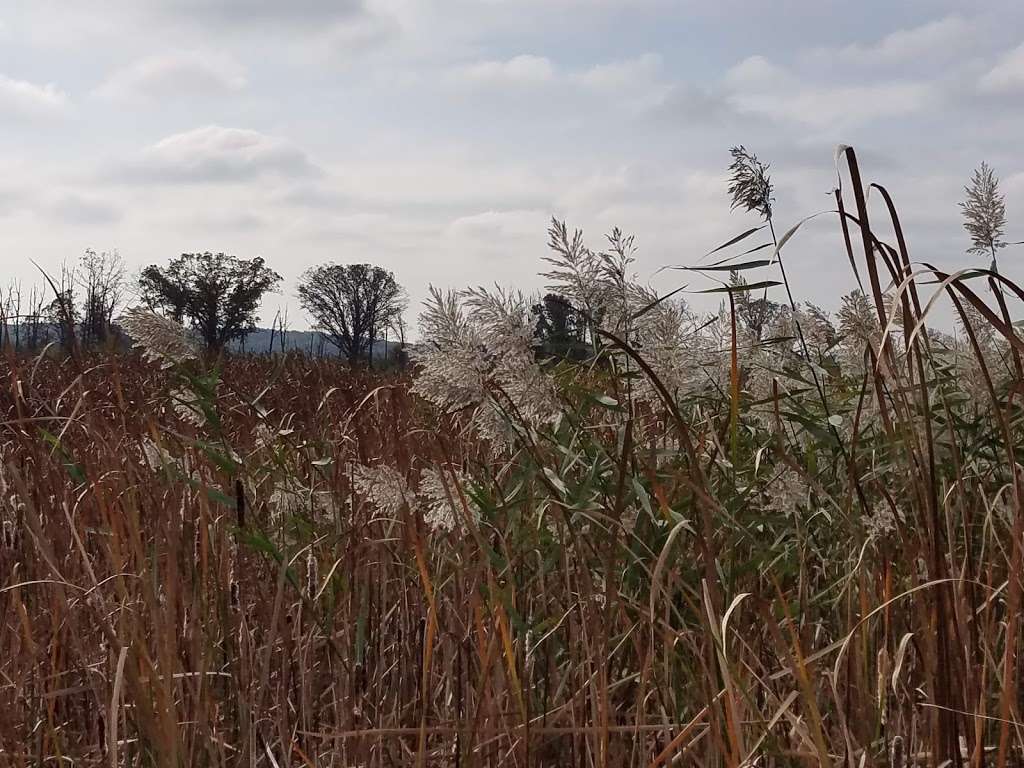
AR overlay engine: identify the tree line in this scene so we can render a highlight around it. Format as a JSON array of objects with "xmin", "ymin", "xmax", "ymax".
[
  {"xmin": 13, "ymin": 249, "xmax": 588, "ymax": 365},
  {"xmin": 10, "ymin": 252, "xmax": 413, "ymax": 366}
]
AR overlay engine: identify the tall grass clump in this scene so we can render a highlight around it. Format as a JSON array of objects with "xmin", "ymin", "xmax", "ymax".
[{"xmin": 1, "ymin": 145, "xmax": 1022, "ymax": 766}]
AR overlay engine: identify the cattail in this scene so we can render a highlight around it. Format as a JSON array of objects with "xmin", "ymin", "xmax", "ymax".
[
  {"xmin": 119, "ymin": 307, "xmax": 200, "ymax": 369},
  {"xmin": 234, "ymin": 478, "xmax": 246, "ymax": 528},
  {"xmin": 95, "ymin": 711, "xmax": 105, "ymax": 756}
]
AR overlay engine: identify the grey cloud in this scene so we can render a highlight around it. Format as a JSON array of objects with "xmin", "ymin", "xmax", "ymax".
[
  {"xmin": 115, "ymin": 126, "xmax": 319, "ymax": 185},
  {"xmin": 150, "ymin": 0, "xmax": 368, "ymax": 28},
  {"xmin": 48, "ymin": 194, "xmax": 121, "ymax": 225},
  {"xmin": 94, "ymin": 51, "xmax": 247, "ymax": 102},
  {"xmin": 649, "ymin": 83, "xmax": 740, "ymax": 126}
]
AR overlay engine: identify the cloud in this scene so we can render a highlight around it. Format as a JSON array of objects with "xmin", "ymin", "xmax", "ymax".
[
  {"xmin": 979, "ymin": 43, "xmax": 1024, "ymax": 94},
  {"xmin": 828, "ymin": 15, "xmax": 975, "ymax": 65},
  {"xmin": 752, "ymin": 82, "xmax": 935, "ymax": 129},
  {"xmin": 153, "ymin": 0, "xmax": 368, "ymax": 28},
  {"xmin": 446, "ymin": 209, "xmax": 548, "ymax": 242},
  {"xmin": 573, "ymin": 53, "xmax": 662, "ymax": 91},
  {"xmin": 450, "ymin": 55, "xmax": 555, "ymax": 88},
  {"xmin": 0, "ymin": 74, "xmax": 69, "ymax": 118},
  {"xmin": 649, "ymin": 82, "xmax": 738, "ymax": 125},
  {"xmin": 723, "ymin": 55, "xmax": 789, "ymax": 89},
  {"xmin": 278, "ymin": 159, "xmax": 553, "ymax": 215},
  {"xmin": 95, "ymin": 51, "xmax": 247, "ymax": 102},
  {"xmin": 723, "ymin": 56, "xmax": 936, "ymax": 130},
  {"xmin": 317, "ymin": 13, "xmax": 399, "ymax": 59},
  {"xmin": 448, "ymin": 51, "xmax": 672, "ymax": 99},
  {"xmin": 47, "ymin": 193, "xmax": 121, "ymax": 225},
  {"xmin": 119, "ymin": 126, "xmax": 317, "ymax": 184}
]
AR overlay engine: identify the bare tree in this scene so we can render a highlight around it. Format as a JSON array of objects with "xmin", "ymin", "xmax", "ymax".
[
  {"xmin": 10, "ymin": 282, "xmax": 23, "ymax": 351},
  {"xmin": 298, "ymin": 263, "xmax": 404, "ymax": 366},
  {"xmin": 267, "ymin": 307, "xmax": 292, "ymax": 356},
  {"xmin": 42, "ymin": 263, "xmax": 79, "ymax": 352},
  {"xmin": 79, "ymin": 249, "xmax": 126, "ymax": 347},
  {"xmin": 277, "ymin": 307, "xmax": 290, "ymax": 355},
  {"xmin": 0, "ymin": 283, "xmax": 19, "ymax": 351},
  {"xmin": 25, "ymin": 284, "xmax": 48, "ymax": 350},
  {"xmin": 388, "ymin": 293, "xmax": 409, "ymax": 365}
]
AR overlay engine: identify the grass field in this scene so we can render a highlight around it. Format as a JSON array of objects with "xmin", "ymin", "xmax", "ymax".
[{"xmin": 1, "ymin": 147, "xmax": 1023, "ymax": 766}]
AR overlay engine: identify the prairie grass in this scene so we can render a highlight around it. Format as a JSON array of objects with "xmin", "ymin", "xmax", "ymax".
[{"xmin": 1, "ymin": 147, "xmax": 1023, "ymax": 766}]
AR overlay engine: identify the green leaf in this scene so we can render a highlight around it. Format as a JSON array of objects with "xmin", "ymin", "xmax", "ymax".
[
  {"xmin": 676, "ymin": 259, "xmax": 773, "ymax": 273},
  {"xmin": 543, "ymin": 467, "xmax": 569, "ymax": 497},
  {"xmin": 39, "ymin": 429, "xmax": 86, "ymax": 484},
  {"xmin": 630, "ymin": 284, "xmax": 688, "ymax": 321},
  {"xmin": 194, "ymin": 440, "xmax": 241, "ymax": 474},
  {"xmin": 702, "ymin": 226, "xmax": 766, "ymax": 258},
  {"xmin": 698, "ymin": 280, "xmax": 781, "ymax": 294}
]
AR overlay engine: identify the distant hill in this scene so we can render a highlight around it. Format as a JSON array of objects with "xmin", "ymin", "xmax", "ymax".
[
  {"xmin": 2, "ymin": 322, "xmax": 405, "ymax": 362},
  {"xmin": 227, "ymin": 328, "xmax": 403, "ymax": 360}
]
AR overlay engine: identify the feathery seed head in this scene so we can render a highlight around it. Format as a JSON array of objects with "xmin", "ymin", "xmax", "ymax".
[
  {"xmin": 727, "ymin": 145, "xmax": 774, "ymax": 221},
  {"xmin": 120, "ymin": 307, "xmax": 200, "ymax": 369}
]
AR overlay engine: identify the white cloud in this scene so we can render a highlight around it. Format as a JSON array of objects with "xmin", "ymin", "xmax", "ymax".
[
  {"xmin": 320, "ymin": 158, "xmax": 553, "ymax": 209},
  {"xmin": 761, "ymin": 83, "xmax": 934, "ymax": 129},
  {"xmin": 451, "ymin": 54, "xmax": 555, "ymax": 87},
  {"xmin": 446, "ymin": 209, "xmax": 548, "ymax": 242},
  {"xmin": 120, "ymin": 126, "xmax": 317, "ymax": 184},
  {"xmin": 724, "ymin": 56, "xmax": 935, "ymax": 130},
  {"xmin": 723, "ymin": 55, "xmax": 789, "ymax": 89},
  {"xmin": 443, "ymin": 209, "xmax": 551, "ymax": 279},
  {"xmin": 0, "ymin": 74, "xmax": 69, "ymax": 118},
  {"xmin": 573, "ymin": 53, "xmax": 662, "ymax": 91},
  {"xmin": 95, "ymin": 51, "xmax": 247, "ymax": 102},
  {"xmin": 979, "ymin": 43, "xmax": 1024, "ymax": 94},
  {"xmin": 830, "ymin": 15, "xmax": 974, "ymax": 65}
]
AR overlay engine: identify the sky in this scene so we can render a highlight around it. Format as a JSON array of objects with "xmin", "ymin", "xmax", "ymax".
[{"xmin": 1, "ymin": 0, "xmax": 1023, "ymax": 331}]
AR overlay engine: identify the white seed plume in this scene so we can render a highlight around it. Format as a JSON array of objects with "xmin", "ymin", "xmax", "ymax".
[
  {"xmin": 268, "ymin": 477, "xmax": 335, "ymax": 523},
  {"xmin": 862, "ymin": 502, "xmax": 898, "ymax": 541},
  {"xmin": 120, "ymin": 307, "xmax": 200, "ymax": 369},
  {"xmin": 765, "ymin": 470, "xmax": 810, "ymax": 517},
  {"xmin": 413, "ymin": 286, "xmax": 560, "ymax": 449},
  {"xmin": 419, "ymin": 467, "xmax": 479, "ymax": 533},
  {"xmin": 170, "ymin": 386, "xmax": 206, "ymax": 427},
  {"xmin": 352, "ymin": 464, "xmax": 412, "ymax": 517}
]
